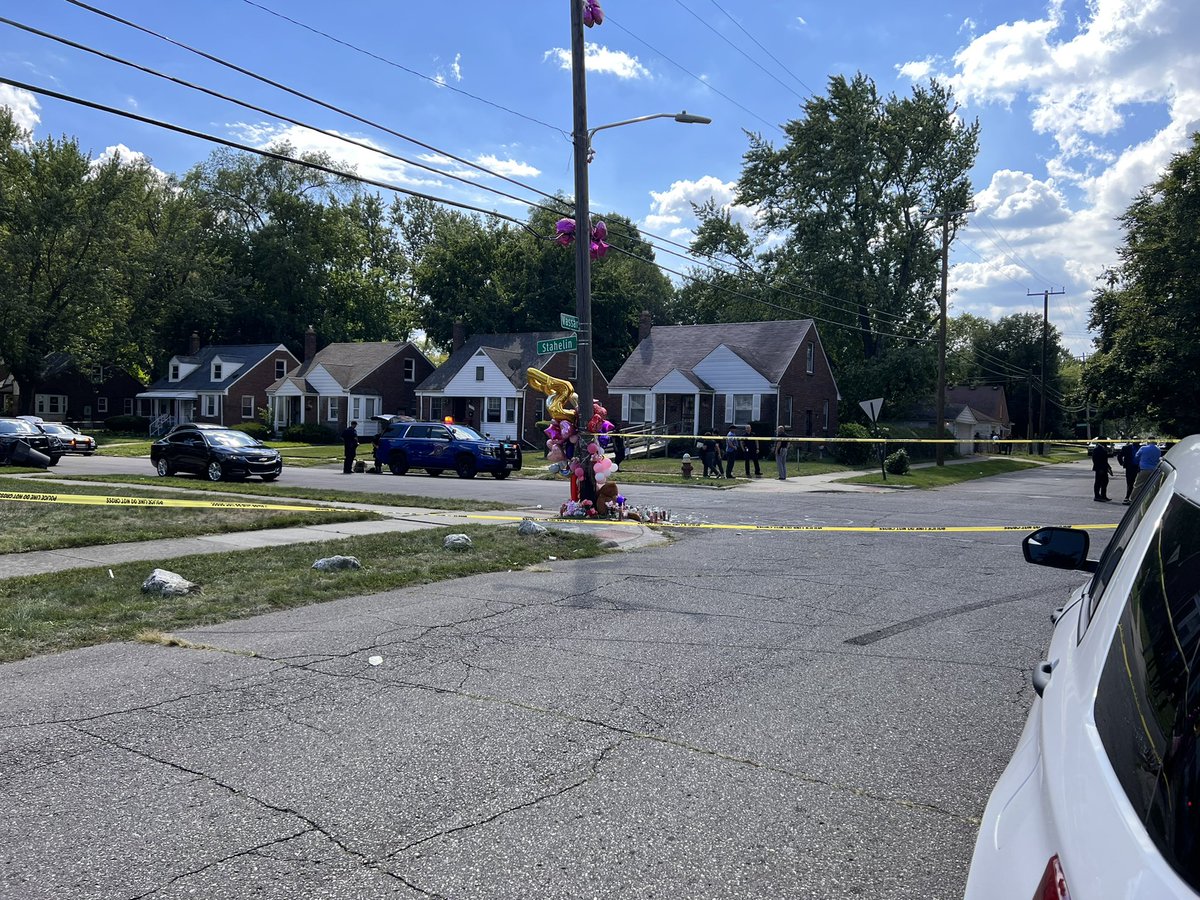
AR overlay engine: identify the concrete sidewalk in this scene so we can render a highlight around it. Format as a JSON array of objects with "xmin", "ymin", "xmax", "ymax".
[{"xmin": 0, "ymin": 504, "xmax": 666, "ymax": 580}]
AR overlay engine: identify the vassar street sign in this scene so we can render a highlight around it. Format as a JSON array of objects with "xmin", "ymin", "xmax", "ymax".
[
  {"xmin": 537, "ymin": 335, "xmax": 578, "ymax": 355},
  {"xmin": 559, "ymin": 313, "xmax": 579, "ymax": 331}
]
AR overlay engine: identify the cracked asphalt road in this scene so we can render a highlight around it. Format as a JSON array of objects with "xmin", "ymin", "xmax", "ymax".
[{"xmin": 0, "ymin": 460, "xmax": 1121, "ymax": 898}]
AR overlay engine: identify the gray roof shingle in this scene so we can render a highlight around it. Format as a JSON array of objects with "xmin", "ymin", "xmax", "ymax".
[{"xmin": 145, "ymin": 344, "xmax": 289, "ymax": 393}]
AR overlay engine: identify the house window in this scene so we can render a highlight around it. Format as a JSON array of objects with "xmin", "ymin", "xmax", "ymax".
[
  {"xmin": 430, "ymin": 397, "xmax": 443, "ymax": 421},
  {"xmin": 533, "ymin": 397, "xmax": 546, "ymax": 422},
  {"xmin": 328, "ymin": 398, "xmax": 339, "ymax": 420},
  {"xmin": 823, "ymin": 400, "xmax": 829, "ymax": 432},
  {"xmin": 628, "ymin": 394, "xmax": 646, "ymax": 423},
  {"xmin": 364, "ymin": 397, "xmax": 378, "ymax": 419},
  {"xmin": 212, "ymin": 363, "xmax": 223, "ymax": 380},
  {"xmin": 568, "ymin": 353, "xmax": 578, "ymax": 381},
  {"xmin": 241, "ymin": 395, "xmax": 254, "ymax": 418},
  {"xmin": 351, "ymin": 398, "xmax": 361, "ymax": 421},
  {"xmin": 170, "ymin": 363, "xmax": 180, "ymax": 381},
  {"xmin": 404, "ymin": 359, "xmax": 416, "ymax": 382},
  {"xmin": 784, "ymin": 395, "xmax": 793, "ymax": 427},
  {"xmin": 275, "ymin": 359, "xmax": 287, "ymax": 379},
  {"xmin": 202, "ymin": 394, "xmax": 218, "ymax": 417},
  {"xmin": 733, "ymin": 394, "xmax": 753, "ymax": 426},
  {"xmin": 805, "ymin": 410, "xmax": 814, "ymax": 437},
  {"xmin": 485, "ymin": 397, "xmax": 502, "ymax": 423},
  {"xmin": 806, "ymin": 342, "xmax": 815, "ymax": 375},
  {"xmin": 475, "ymin": 366, "xmax": 485, "ymax": 382},
  {"xmin": 35, "ymin": 395, "xmax": 66, "ymax": 416},
  {"xmin": 97, "ymin": 397, "xmax": 109, "ymax": 414},
  {"xmin": 123, "ymin": 398, "xmax": 133, "ymax": 415},
  {"xmin": 504, "ymin": 397, "xmax": 516, "ymax": 424}
]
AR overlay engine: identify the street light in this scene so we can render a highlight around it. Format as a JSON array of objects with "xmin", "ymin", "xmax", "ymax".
[{"xmin": 569, "ymin": 2, "xmax": 710, "ymax": 500}]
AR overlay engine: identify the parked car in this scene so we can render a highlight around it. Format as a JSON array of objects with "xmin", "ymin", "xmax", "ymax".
[
  {"xmin": 965, "ymin": 436, "xmax": 1200, "ymax": 899},
  {"xmin": 0, "ymin": 417, "xmax": 65, "ymax": 466},
  {"xmin": 150, "ymin": 424, "xmax": 282, "ymax": 482},
  {"xmin": 372, "ymin": 420, "xmax": 522, "ymax": 479},
  {"xmin": 35, "ymin": 421, "xmax": 97, "ymax": 455}
]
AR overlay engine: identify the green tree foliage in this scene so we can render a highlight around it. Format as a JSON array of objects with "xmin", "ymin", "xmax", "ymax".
[
  {"xmin": 1085, "ymin": 133, "xmax": 1200, "ymax": 437},
  {"xmin": 736, "ymin": 74, "xmax": 980, "ymax": 413},
  {"xmin": 0, "ymin": 111, "xmax": 166, "ymax": 412},
  {"xmin": 402, "ymin": 200, "xmax": 673, "ymax": 376}
]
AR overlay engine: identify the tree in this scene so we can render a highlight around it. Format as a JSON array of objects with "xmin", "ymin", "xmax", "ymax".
[
  {"xmin": 0, "ymin": 111, "xmax": 165, "ymax": 413},
  {"xmin": 735, "ymin": 74, "xmax": 980, "ymax": 413},
  {"xmin": 1085, "ymin": 133, "xmax": 1200, "ymax": 437}
]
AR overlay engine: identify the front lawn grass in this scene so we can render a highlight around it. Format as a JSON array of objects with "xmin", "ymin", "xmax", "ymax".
[
  {"xmin": 0, "ymin": 525, "xmax": 607, "ymax": 662},
  {"xmin": 23, "ymin": 473, "xmax": 509, "ymax": 512},
  {"xmin": 0, "ymin": 481, "xmax": 376, "ymax": 553},
  {"xmin": 838, "ymin": 458, "xmax": 1039, "ymax": 488}
]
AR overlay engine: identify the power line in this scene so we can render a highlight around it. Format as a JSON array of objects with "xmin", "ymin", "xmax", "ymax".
[
  {"xmin": 0, "ymin": 16, "xmax": 568, "ymax": 216},
  {"xmin": 238, "ymin": 0, "xmax": 568, "ymax": 137},
  {"xmin": 668, "ymin": 0, "xmax": 808, "ymax": 102},
  {"xmin": 603, "ymin": 14, "xmax": 784, "ymax": 135},
  {"xmin": 63, "ymin": 0, "xmax": 564, "ymax": 205},
  {"xmin": 704, "ymin": 0, "xmax": 818, "ymax": 97}
]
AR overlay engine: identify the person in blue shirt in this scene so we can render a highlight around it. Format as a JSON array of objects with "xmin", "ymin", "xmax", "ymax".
[{"xmin": 1131, "ymin": 439, "xmax": 1162, "ymax": 496}]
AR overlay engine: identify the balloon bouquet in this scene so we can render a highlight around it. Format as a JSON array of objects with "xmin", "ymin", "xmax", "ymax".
[{"xmin": 527, "ymin": 367, "xmax": 624, "ymax": 518}]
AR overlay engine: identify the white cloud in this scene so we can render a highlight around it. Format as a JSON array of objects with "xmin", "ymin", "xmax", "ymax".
[
  {"xmin": 90, "ymin": 143, "xmax": 167, "ymax": 181},
  {"xmin": 897, "ymin": 58, "xmax": 935, "ymax": 81},
  {"xmin": 474, "ymin": 154, "xmax": 541, "ymax": 178},
  {"xmin": 544, "ymin": 43, "xmax": 651, "ymax": 79},
  {"xmin": 0, "ymin": 84, "xmax": 40, "ymax": 131},
  {"xmin": 796, "ymin": 16, "xmax": 808, "ymax": 27},
  {"xmin": 643, "ymin": 175, "xmax": 757, "ymax": 238}
]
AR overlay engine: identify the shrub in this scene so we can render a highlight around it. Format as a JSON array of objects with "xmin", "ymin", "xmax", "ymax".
[
  {"xmin": 885, "ymin": 447, "xmax": 911, "ymax": 475},
  {"xmin": 282, "ymin": 422, "xmax": 338, "ymax": 444},
  {"xmin": 230, "ymin": 422, "xmax": 270, "ymax": 440},
  {"xmin": 103, "ymin": 414, "xmax": 149, "ymax": 434},
  {"xmin": 831, "ymin": 422, "xmax": 873, "ymax": 466}
]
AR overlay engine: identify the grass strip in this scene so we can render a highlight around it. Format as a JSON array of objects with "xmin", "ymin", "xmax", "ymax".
[
  {"xmin": 0, "ymin": 481, "xmax": 375, "ymax": 554},
  {"xmin": 22, "ymin": 473, "xmax": 508, "ymax": 512},
  {"xmin": 837, "ymin": 458, "xmax": 1039, "ymax": 487},
  {"xmin": 0, "ymin": 524, "xmax": 607, "ymax": 663}
]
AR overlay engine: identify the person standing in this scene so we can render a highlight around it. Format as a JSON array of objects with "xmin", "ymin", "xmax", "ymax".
[
  {"xmin": 700, "ymin": 431, "xmax": 721, "ymax": 478},
  {"xmin": 1132, "ymin": 439, "xmax": 1162, "ymax": 495},
  {"xmin": 1090, "ymin": 440, "xmax": 1113, "ymax": 501},
  {"xmin": 1116, "ymin": 440, "xmax": 1140, "ymax": 504},
  {"xmin": 724, "ymin": 425, "xmax": 740, "ymax": 479},
  {"xmin": 773, "ymin": 426, "xmax": 789, "ymax": 480},
  {"xmin": 342, "ymin": 420, "xmax": 359, "ymax": 474},
  {"xmin": 742, "ymin": 425, "xmax": 762, "ymax": 478}
]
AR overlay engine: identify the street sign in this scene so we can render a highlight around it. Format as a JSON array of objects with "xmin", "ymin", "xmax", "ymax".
[
  {"xmin": 559, "ymin": 312, "xmax": 579, "ymax": 331},
  {"xmin": 537, "ymin": 335, "xmax": 578, "ymax": 355},
  {"xmin": 859, "ymin": 397, "xmax": 884, "ymax": 423}
]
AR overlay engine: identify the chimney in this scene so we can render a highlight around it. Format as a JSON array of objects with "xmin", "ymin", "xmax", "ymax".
[
  {"xmin": 452, "ymin": 320, "xmax": 466, "ymax": 352},
  {"xmin": 638, "ymin": 310, "xmax": 652, "ymax": 344},
  {"xmin": 188, "ymin": 331, "xmax": 201, "ymax": 356},
  {"xmin": 304, "ymin": 325, "xmax": 317, "ymax": 363}
]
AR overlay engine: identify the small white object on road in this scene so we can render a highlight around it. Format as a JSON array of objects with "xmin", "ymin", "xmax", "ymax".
[{"xmin": 368, "ymin": 655, "xmax": 383, "ymax": 666}]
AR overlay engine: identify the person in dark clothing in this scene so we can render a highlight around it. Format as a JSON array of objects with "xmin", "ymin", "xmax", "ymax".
[
  {"xmin": 1091, "ymin": 440, "xmax": 1113, "ymax": 501},
  {"xmin": 742, "ymin": 425, "xmax": 762, "ymax": 478},
  {"xmin": 342, "ymin": 420, "xmax": 359, "ymax": 474},
  {"xmin": 724, "ymin": 426, "xmax": 740, "ymax": 478},
  {"xmin": 1116, "ymin": 440, "xmax": 1140, "ymax": 504},
  {"xmin": 700, "ymin": 431, "xmax": 722, "ymax": 478}
]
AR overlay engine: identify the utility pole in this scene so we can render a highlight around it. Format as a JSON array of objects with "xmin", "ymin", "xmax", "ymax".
[
  {"xmin": 935, "ymin": 208, "xmax": 971, "ymax": 465},
  {"xmin": 569, "ymin": 0, "xmax": 595, "ymax": 501},
  {"xmin": 1028, "ymin": 287, "xmax": 1065, "ymax": 454}
]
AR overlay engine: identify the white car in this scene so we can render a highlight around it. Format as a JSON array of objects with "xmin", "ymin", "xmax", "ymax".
[{"xmin": 966, "ymin": 436, "xmax": 1200, "ymax": 899}]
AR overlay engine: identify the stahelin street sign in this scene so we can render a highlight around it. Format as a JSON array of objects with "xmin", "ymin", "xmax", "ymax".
[
  {"xmin": 559, "ymin": 312, "xmax": 579, "ymax": 331},
  {"xmin": 537, "ymin": 335, "xmax": 578, "ymax": 355}
]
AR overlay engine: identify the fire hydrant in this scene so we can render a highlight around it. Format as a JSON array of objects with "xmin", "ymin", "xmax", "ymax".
[{"xmin": 680, "ymin": 453, "xmax": 693, "ymax": 478}]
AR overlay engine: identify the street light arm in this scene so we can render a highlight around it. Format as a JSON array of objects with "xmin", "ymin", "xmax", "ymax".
[{"xmin": 587, "ymin": 110, "xmax": 712, "ymax": 141}]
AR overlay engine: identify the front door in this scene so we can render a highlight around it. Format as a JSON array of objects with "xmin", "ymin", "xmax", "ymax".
[{"xmin": 681, "ymin": 395, "xmax": 696, "ymax": 432}]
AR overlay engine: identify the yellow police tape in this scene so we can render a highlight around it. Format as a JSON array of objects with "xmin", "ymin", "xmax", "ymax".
[
  {"xmin": 461, "ymin": 513, "xmax": 1118, "ymax": 534},
  {"xmin": 0, "ymin": 491, "xmax": 1118, "ymax": 534},
  {"xmin": 0, "ymin": 490, "xmax": 328, "ymax": 512}
]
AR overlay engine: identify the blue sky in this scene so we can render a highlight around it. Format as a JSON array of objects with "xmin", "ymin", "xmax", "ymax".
[{"xmin": 3, "ymin": 0, "xmax": 1198, "ymax": 356}]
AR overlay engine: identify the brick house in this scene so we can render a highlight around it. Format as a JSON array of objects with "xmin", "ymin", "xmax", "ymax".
[
  {"xmin": 266, "ymin": 326, "xmax": 436, "ymax": 437},
  {"xmin": 414, "ymin": 327, "xmax": 613, "ymax": 446},
  {"xmin": 0, "ymin": 353, "xmax": 144, "ymax": 424},
  {"xmin": 137, "ymin": 334, "xmax": 299, "ymax": 435},
  {"xmin": 608, "ymin": 315, "xmax": 840, "ymax": 437}
]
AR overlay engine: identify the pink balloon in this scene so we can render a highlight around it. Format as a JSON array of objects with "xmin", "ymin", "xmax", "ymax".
[{"xmin": 586, "ymin": 442, "xmax": 600, "ymax": 455}]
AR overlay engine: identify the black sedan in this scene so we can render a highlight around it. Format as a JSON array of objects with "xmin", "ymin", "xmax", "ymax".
[{"xmin": 150, "ymin": 425, "xmax": 282, "ymax": 482}]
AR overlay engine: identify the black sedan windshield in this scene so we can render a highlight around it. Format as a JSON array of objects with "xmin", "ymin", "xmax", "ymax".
[{"xmin": 207, "ymin": 432, "xmax": 263, "ymax": 448}]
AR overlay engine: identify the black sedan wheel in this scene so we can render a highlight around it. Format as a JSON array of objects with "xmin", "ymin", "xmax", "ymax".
[
  {"xmin": 455, "ymin": 455, "xmax": 477, "ymax": 479},
  {"xmin": 156, "ymin": 458, "xmax": 174, "ymax": 477},
  {"xmin": 206, "ymin": 461, "xmax": 225, "ymax": 482}
]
